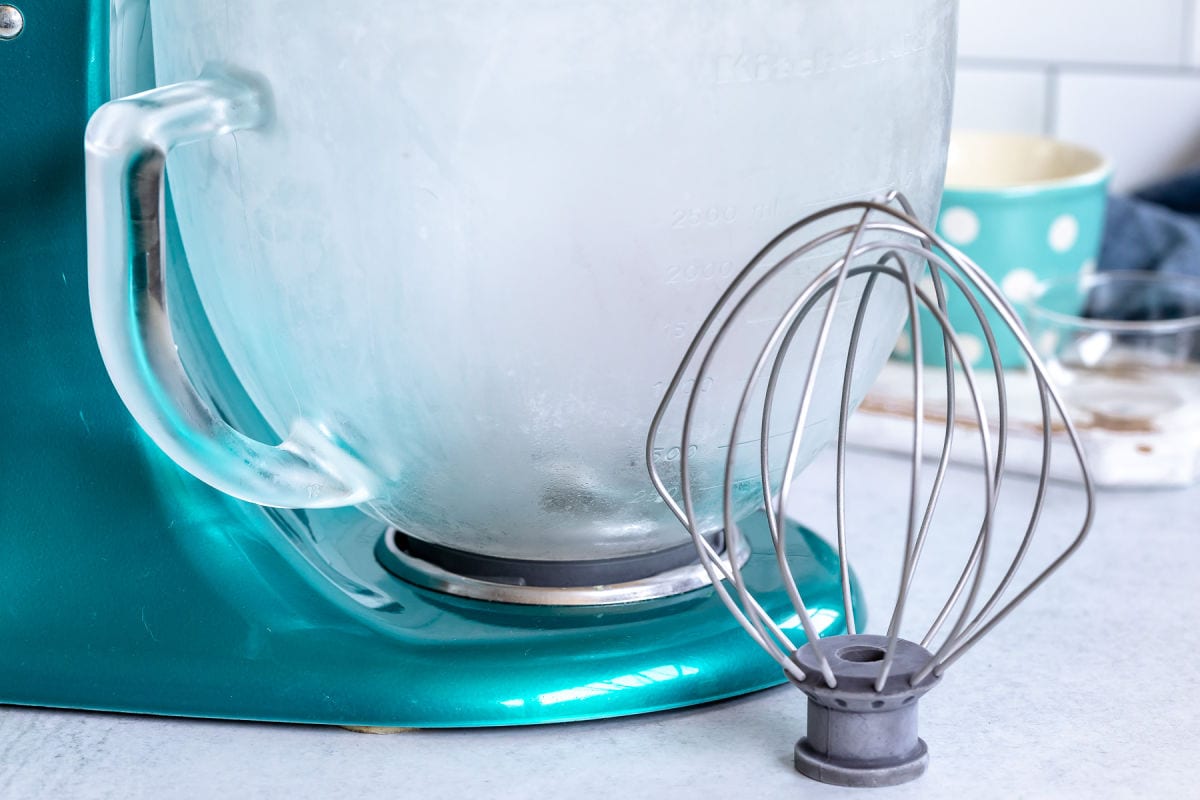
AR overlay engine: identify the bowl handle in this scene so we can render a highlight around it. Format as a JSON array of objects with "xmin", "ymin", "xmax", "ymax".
[{"xmin": 85, "ymin": 68, "xmax": 375, "ymax": 509}]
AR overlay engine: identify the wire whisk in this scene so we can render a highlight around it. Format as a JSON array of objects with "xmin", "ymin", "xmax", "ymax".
[{"xmin": 646, "ymin": 191, "xmax": 1095, "ymax": 787}]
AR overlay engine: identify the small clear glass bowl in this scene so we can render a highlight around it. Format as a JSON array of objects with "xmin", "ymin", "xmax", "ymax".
[{"xmin": 1026, "ymin": 270, "xmax": 1200, "ymax": 435}]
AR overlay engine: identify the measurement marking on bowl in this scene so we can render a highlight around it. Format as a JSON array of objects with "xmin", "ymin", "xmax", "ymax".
[
  {"xmin": 664, "ymin": 260, "xmax": 737, "ymax": 284},
  {"xmin": 653, "ymin": 377, "xmax": 713, "ymax": 398},
  {"xmin": 718, "ymin": 428, "xmax": 800, "ymax": 451},
  {"xmin": 670, "ymin": 206, "xmax": 738, "ymax": 229}
]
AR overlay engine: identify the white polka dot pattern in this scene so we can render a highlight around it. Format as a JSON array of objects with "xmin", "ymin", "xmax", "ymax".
[
  {"xmin": 939, "ymin": 206, "xmax": 980, "ymax": 245},
  {"xmin": 1001, "ymin": 268, "xmax": 1040, "ymax": 302},
  {"xmin": 957, "ymin": 332, "xmax": 984, "ymax": 366},
  {"xmin": 1048, "ymin": 214, "xmax": 1079, "ymax": 253}
]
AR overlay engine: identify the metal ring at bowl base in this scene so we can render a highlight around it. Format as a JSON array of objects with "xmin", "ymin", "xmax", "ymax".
[{"xmin": 375, "ymin": 528, "xmax": 751, "ymax": 606}]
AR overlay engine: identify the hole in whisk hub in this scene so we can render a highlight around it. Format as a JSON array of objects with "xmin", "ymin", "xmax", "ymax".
[{"xmin": 837, "ymin": 645, "xmax": 887, "ymax": 663}]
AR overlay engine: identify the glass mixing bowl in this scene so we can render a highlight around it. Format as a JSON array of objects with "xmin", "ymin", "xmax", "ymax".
[
  {"xmin": 87, "ymin": 0, "xmax": 956, "ymax": 566},
  {"xmin": 1027, "ymin": 270, "xmax": 1200, "ymax": 434}
]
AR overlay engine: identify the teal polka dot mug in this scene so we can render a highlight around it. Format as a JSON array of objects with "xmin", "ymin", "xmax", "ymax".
[{"xmin": 905, "ymin": 130, "xmax": 1111, "ymax": 370}]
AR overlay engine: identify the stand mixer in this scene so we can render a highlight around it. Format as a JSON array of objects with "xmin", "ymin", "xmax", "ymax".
[{"xmin": 1, "ymin": 0, "xmax": 956, "ymax": 726}]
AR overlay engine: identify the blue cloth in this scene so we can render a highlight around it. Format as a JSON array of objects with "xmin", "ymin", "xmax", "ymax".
[
  {"xmin": 1096, "ymin": 172, "xmax": 1200, "ymax": 327},
  {"xmin": 1100, "ymin": 170, "xmax": 1200, "ymax": 278}
]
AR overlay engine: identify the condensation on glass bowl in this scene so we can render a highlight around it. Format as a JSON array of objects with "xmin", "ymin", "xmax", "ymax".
[{"xmin": 145, "ymin": 0, "xmax": 955, "ymax": 562}]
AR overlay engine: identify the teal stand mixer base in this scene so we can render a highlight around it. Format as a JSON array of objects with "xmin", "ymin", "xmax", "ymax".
[{"xmin": 0, "ymin": 0, "xmax": 859, "ymax": 727}]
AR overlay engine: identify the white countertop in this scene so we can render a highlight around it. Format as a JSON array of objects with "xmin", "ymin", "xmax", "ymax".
[{"xmin": 2, "ymin": 449, "xmax": 1196, "ymax": 799}]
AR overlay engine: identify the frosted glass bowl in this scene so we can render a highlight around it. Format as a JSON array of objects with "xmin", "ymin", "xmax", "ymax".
[{"xmin": 86, "ymin": 0, "xmax": 956, "ymax": 564}]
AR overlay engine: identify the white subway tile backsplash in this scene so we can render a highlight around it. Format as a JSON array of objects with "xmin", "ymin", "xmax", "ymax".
[
  {"xmin": 953, "ymin": 0, "xmax": 1200, "ymax": 194},
  {"xmin": 958, "ymin": 0, "xmax": 1188, "ymax": 67},
  {"xmin": 1055, "ymin": 70, "xmax": 1200, "ymax": 191},
  {"xmin": 1189, "ymin": 0, "xmax": 1200, "ymax": 65},
  {"xmin": 953, "ymin": 67, "xmax": 1049, "ymax": 134}
]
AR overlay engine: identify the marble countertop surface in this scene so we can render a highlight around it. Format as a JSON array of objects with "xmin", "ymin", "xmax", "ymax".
[{"xmin": 2, "ymin": 449, "xmax": 1196, "ymax": 799}]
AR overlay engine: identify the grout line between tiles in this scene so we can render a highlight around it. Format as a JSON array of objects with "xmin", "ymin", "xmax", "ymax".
[
  {"xmin": 1043, "ymin": 67, "xmax": 1058, "ymax": 137},
  {"xmin": 960, "ymin": 56, "xmax": 1200, "ymax": 78},
  {"xmin": 1185, "ymin": 0, "xmax": 1197, "ymax": 66}
]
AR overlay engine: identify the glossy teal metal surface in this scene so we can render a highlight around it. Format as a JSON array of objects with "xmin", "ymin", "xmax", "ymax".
[{"xmin": 0, "ymin": 0, "xmax": 860, "ymax": 726}]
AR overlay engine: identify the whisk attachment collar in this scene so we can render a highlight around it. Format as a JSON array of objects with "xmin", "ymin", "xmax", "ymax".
[{"xmin": 790, "ymin": 634, "xmax": 939, "ymax": 787}]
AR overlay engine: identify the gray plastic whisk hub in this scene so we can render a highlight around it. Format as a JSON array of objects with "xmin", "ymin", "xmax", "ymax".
[{"xmin": 790, "ymin": 634, "xmax": 940, "ymax": 787}]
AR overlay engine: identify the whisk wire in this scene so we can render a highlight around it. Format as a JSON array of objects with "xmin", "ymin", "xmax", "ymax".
[
  {"xmin": 647, "ymin": 206, "xmax": 892, "ymax": 682},
  {"xmin": 770, "ymin": 209, "xmax": 876, "ymax": 684},
  {"xmin": 647, "ymin": 192, "xmax": 1094, "ymax": 696},
  {"xmin": 902, "ymin": 248, "xmax": 1014, "ymax": 660},
  {"xmin": 668, "ymin": 209, "xmax": 919, "ymax": 685},
  {"xmin": 874, "ymin": 240, "xmax": 928, "ymax": 690}
]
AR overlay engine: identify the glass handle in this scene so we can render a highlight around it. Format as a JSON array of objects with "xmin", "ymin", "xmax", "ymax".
[{"xmin": 85, "ymin": 68, "xmax": 375, "ymax": 509}]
